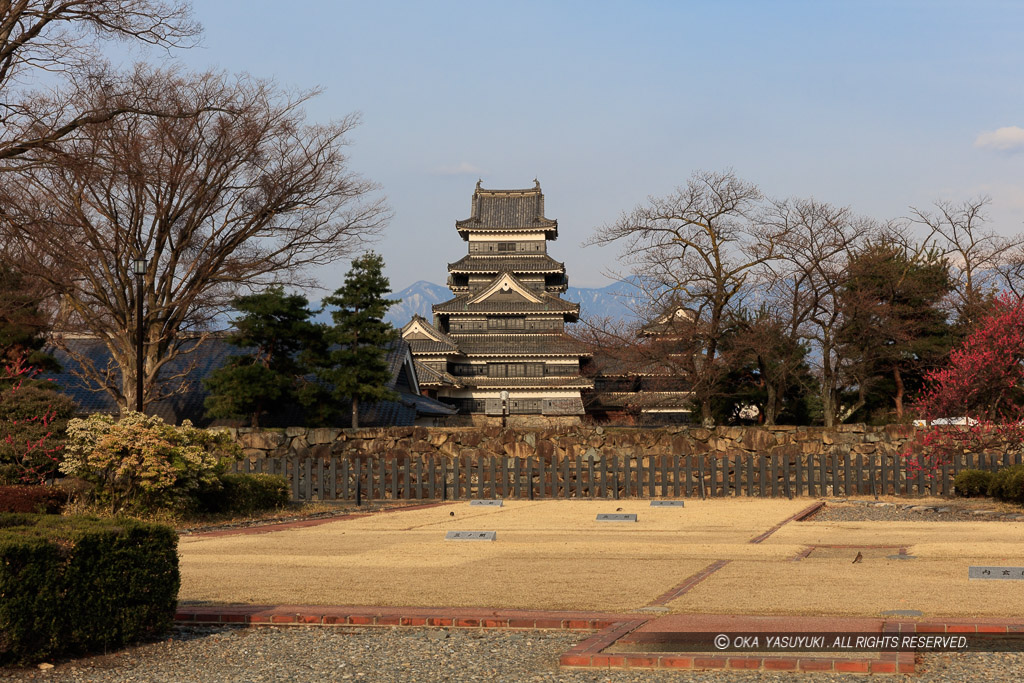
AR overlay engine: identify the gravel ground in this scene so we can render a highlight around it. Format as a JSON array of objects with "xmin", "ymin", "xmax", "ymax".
[
  {"xmin": 807, "ymin": 498, "xmax": 1024, "ymax": 523},
  {"xmin": 3, "ymin": 626, "xmax": 1023, "ymax": 683}
]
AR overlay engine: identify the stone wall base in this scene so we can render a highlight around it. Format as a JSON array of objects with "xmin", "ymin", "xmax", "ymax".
[
  {"xmin": 439, "ymin": 414, "xmax": 583, "ymax": 428},
  {"xmin": 228, "ymin": 423, "xmax": 925, "ymax": 463}
]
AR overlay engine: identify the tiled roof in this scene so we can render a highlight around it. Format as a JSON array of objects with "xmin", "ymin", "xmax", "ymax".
[
  {"xmin": 447, "ymin": 255, "xmax": 565, "ymax": 274},
  {"xmin": 455, "ymin": 182, "xmax": 558, "ymax": 237},
  {"xmin": 406, "ymin": 339, "xmax": 461, "ymax": 355},
  {"xmin": 44, "ymin": 336, "xmax": 240, "ymax": 423},
  {"xmin": 452, "ymin": 334, "xmax": 590, "ymax": 357},
  {"xmin": 403, "ymin": 392, "xmax": 458, "ymax": 416},
  {"xmin": 43, "ymin": 336, "xmax": 440, "ymax": 428},
  {"xmin": 433, "ymin": 294, "xmax": 580, "ymax": 315},
  {"xmin": 587, "ymin": 391, "xmax": 693, "ymax": 409},
  {"xmin": 413, "ymin": 361, "xmax": 462, "ymax": 388},
  {"xmin": 400, "ymin": 314, "xmax": 459, "ymax": 351},
  {"xmin": 458, "ymin": 376, "xmax": 594, "ymax": 388}
]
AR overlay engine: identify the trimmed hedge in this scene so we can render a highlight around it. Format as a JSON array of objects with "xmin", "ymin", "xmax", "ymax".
[
  {"xmin": 0, "ymin": 514, "xmax": 179, "ymax": 665},
  {"xmin": 0, "ymin": 485, "xmax": 69, "ymax": 514},
  {"xmin": 953, "ymin": 469, "xmax": 994, "ymax": 498},
  {"xmin": 988, "ymin": 465, "xmax": 1024, "ymax": 505},
  {"xmin": 198, "ymin": 473, "xmax": 290, "ymax": 515}
]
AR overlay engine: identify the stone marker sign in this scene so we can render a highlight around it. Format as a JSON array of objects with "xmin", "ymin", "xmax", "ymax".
[
  {"xmin": 445, "ymin": 531, "xmax": 497, "ymax": 541},
  {"xmin": 969, "ymin": 566, "xmax": 1024, "ymax": 580},
  {"xmin": 596, "ymin": 513, "xmax": 638, "ymax": 522},
  {"xmin": 470, "ymin": 500, "xmax": 503, "ymax": 507},
  {"xmin": 650, "ymin": 501, "xmax": 685, "ymax": 507}
]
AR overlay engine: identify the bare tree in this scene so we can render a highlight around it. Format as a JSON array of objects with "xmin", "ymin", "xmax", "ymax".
[
  {"xmin": 909, "ymin": 197, "xmax": 1024, "ymax": 328},
  {"xmin": 765, "ymin": 198, "xmax": 872, "ymax": 426},
  {"xmin": 0, "ymin": 0, "xmax": 200, "ymax": 161},
  {"xmin": 0, "ymin": 68, "xmax": 389, "ymax": 412},
  {"xmin": 573, "ymin": 311, "xmax": 702, "ymax": 423},
  {"xmin": 992, "ymin": 244, "xmax": 1024, "ymax": 300},
  {"xmin": 588, "ymin": 170, "xmax": 789, "ymax": 425}
]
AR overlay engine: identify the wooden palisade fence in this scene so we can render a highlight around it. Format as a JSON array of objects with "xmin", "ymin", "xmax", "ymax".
[{"xmin": 231, "ymin": 452, "xmax": 1024, "ymax": 503}]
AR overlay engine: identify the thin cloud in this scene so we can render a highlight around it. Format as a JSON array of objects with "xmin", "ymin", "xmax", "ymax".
[
  {"xmin": 974, "ymin": 126, "xmax": 1024, "ymax": 152},
  {"xmin": 433, "ymin": 161, "xmax": 483, "ymax": 175}
]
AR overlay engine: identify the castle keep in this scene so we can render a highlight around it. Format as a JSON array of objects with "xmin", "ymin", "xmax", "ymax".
[{"xmin": 402, "ymin": 181, "xmax": 591, "ymax": 422}]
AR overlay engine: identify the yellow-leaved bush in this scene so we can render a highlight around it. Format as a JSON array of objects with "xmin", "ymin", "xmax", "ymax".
[{"xmin": 60, "ymin": 412, "xmax": 241, "ymax": 513}]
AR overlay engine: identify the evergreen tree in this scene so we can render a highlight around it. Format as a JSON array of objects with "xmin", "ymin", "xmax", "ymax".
[
  {"xmin": 837, "ymin": 242, "xmax": 952, "ymax": 422},
  {"xmin": 204, "ymin": 286, "xmax": 323, "ymax": 428},
  {"xmin": 317, "ymin": 252, "xmax": 399, "ymax": 428},
  {"xmin": 710, "ymin": 308, "xmax": 814, "ymax": 426}
]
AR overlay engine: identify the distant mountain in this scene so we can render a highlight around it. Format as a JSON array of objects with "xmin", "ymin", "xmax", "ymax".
[
  {"xmin": 383, "ymin": 279, "xmax": 641, "ymax": 326},
  {"xmin": 566, "ymin": 279, "xmax": 643, "ymax": 322},
  {"xmin": 384, "ymin": 281, "xmax": 455, "ymax": 326}
]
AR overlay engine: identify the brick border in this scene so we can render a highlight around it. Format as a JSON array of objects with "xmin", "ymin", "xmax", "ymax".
[
  {"xmin": 184, "ymin": 501, "xmax": 454, "ymax": 538},
  {"xmin": 748, "ymin": 501, "xmax": 824, "ymax": 543},
  {"xmin": 645, "ymin": 502, "xmax": 824, "ymax": 605},
  {"xmin": 174, "ymin": 604, "xmax": 628, "ymax": 630},
  {"xmin": 790, "ymin": 546, "xmax": 815, "ymax": 561},
  {"xmin": 557, "ymin": 616, "xmax": 1024, "ymax": 674},
  {"xmin": 646, "ymin": 560, "xmax": 731, "ymax": 606}
]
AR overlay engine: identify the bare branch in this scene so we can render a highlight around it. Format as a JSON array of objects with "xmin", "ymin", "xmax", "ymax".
[
  {"xmin": 586, "ymin": 169, "xmax": 784, "ymax": 425},
  {"xmin": 0, "ymin": 0, "xmax": 200, "ymax": 159},
  {"xmin": 0, "ymin": 67, "xmax": 389, "ymax": 413}
]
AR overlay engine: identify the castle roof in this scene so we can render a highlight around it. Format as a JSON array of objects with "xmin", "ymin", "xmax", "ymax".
[
  {"xmin": 413, "ymin": 360, "xmax": 463, "ymax": 388},
  {"xmin": 400, "ymin": 314, "xmax": 460, "ymax": 354},
  {"xmin": 448, "ymin": 254, "xmax": 565, "ymax": 275},
  {"xmin": 433, "ymin": 294, "xmax": 580, "ymax": 317},
  {"xmin": 451, "ymin": 333, "xmax": 590, "ymax": 357},
  {"xmin": 460, "ymin": 376, "xmax": 593, "ymax": 389},
  {"xmin": 455, "ymin": 181, "xmax": 558, "ymax": 239}
]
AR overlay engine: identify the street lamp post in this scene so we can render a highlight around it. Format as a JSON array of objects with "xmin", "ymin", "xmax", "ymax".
[
  {"xmin": 500, "ymin": 390, "xmax": 509, "ymax": 428},
  {"xmin": 132, "ymin": 257, "xmax": 147, "ymax": 414}
]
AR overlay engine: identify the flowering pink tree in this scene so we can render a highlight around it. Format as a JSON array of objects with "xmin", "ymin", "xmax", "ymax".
[{"xmin": 909, "ymin": 293, "xmax": 1024, "ymax": 473}]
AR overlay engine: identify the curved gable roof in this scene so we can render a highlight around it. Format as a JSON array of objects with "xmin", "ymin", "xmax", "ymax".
[{"xmin": 455, "ymin": 181, "xmax": 558, "ymax": 238}]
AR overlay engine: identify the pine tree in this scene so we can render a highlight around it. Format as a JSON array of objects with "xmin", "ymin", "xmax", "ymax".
[
  {"xmin": 837, "ymin": 242, "xmax": 952, "ymax": 422},
  {"xmin": 204, "ymin": 286, "xmax": 323, "ymax": 428},
  {"xmin": 318, "ymin": 252, "xmax": 399, "ymax": 428}
]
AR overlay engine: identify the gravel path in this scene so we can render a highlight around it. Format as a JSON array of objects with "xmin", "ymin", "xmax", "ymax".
[
  {"xmin": 3, "ymin": 626, "xmax": 1023, "ymax": 683},
  {"xmin": 808, "ymin": 499, "xmax": 1024, "ymax": 523}
]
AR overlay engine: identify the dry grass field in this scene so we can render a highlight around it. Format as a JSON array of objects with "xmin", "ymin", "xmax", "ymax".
[{"xmin": 178, "ymin": 498, "xmax": 1024, "ymax": 618}]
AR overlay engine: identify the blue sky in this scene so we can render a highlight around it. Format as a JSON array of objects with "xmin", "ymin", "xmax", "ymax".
[{"xmin": 155, "ymin": 1, "xmax": 1024, "ymax": 292}]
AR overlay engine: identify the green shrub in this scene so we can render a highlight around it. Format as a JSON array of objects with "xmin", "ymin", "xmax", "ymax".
[
  {"xmin": 983, "ymin": 464, "xmax": 1024, "ymax": 501},
  {"xmin": 60, "ymin": 413, "xmax": 241, "ymax": 514},
  {"xmin": 988, "ymin": 465, "xmax": 1024, "ymax": 504},
  {"xmin": 198, "ymin": 472, "xmax": 290, "ymax": 515},
  {"xmin": 0, "ymin": 485, "xmax": 68, "ymax": 513},
  {"xmin": 0, "ymin": 513, "xmax": 179, "ymax": 665},
  {"xmin": 1001, "ymin": 470, "xmax": 1024, "ymax": 505},
  {"xmin": 953, "ymin": 469, "xmax": 994, "ymax": 497},
  {"xmin": 0, "ymin": 384, "xmax": 78, "ymax": 484}
]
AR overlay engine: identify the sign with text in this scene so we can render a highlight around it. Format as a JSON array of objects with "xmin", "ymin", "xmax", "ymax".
[
  {"xmin": 651, "ymin": 501, "xmax": 685, "ymax": 507},
  {"xmin": 470, "ymin": 500, "xmax": 503, "ymax": 507},
  {"xmin": 969, "ymin": 566, "xmax": 1024, "ymax": 580},
  {"xmin": 596, "ymin": 513, "xmax": 638, "ymax": 522},
  {"xmin": 445, "ymin": 531, "xmax": 497, "ymax": 541}
]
